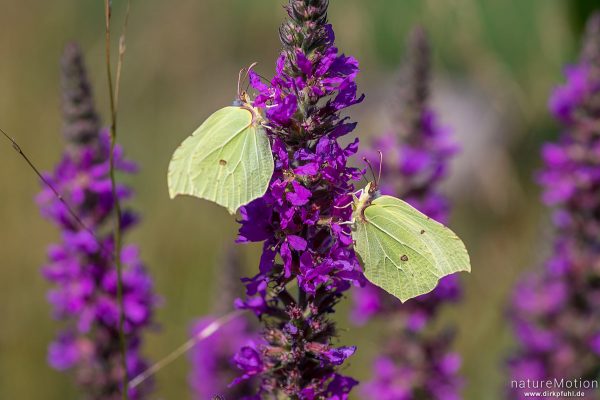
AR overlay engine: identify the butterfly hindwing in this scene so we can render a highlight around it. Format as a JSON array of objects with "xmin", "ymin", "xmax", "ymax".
[{"xmin": 353, "ymin": 194, "xmax": 470, "ymax": 302}]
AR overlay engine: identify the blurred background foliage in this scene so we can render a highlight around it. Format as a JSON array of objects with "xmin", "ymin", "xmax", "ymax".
[{"xmin": 0, "ymin": 0, "xmax": 596, "ymax": 398}]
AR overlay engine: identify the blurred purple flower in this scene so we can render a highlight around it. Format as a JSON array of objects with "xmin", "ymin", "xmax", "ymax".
[
  {"xmin": 508, "ymin": 13, "xmax": 600, "ymax": 399},
  {"xmin": 351, "ymin": 27, "xmax": 464, "ymax": 399},
  {"xmin": 38, "ymin": 42, "xmax": 157, "ymax": 399}
]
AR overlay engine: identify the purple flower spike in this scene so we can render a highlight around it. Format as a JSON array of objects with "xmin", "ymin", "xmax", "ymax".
[
  {"xmin": 234, "ymin": 0, "xmax": 364, "ymax": 397},
  {"xmin": 38, "ymin": 42, "xmax": 158, "ymax": 399},
  {"xmin": 508, "ymin": 13, "xmax": 600, "ymax": 399},
  {"xmin": 350, "ymin": 27, "xmax": 464, "ymax": 398}
]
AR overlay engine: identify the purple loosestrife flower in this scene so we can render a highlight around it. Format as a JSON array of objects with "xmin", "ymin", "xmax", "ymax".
[
  {"xmin": 37, "ymin": 42, "xmax": 157, "ymax": 399},
  {"xmin": 189, "ymin": 246, "xmax": 259, "ymax": 399},
  {"xmin": 234, "ymin": 0, "xmax": 363, "ymax": 398},
  {"xmin": 508, "ymin": 14, "xmax": 600, "ymax": 398},
  {"xmin": 351, "ymin": 28, "xmax": 463, "ymax": 399}
]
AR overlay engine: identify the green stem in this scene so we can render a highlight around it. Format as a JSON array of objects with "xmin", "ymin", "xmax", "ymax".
[{"xmin": 104, "ymin": 1, "xmax": 129, "ymax": 399}]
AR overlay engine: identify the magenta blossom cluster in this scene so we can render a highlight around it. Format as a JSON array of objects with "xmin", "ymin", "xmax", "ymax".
[
  {"xmin": 233, "ymin": 0, "xmax": 364, "ymax": 398},
  {"xmin": 351, "ymin": 28, "xmax": 464, "ymax": 399},
  {"xmin": 508, "ymin": 14, "xmax": 600, "ymax": 398},
  {"xmin": 37, "ymin": 42, "xmax": 157, "ymax": 399}
]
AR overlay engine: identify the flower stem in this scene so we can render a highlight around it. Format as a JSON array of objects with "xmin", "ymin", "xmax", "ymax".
[{"xmin": 104, "ymin": 1, "xmax": 131, "ymax": 398}]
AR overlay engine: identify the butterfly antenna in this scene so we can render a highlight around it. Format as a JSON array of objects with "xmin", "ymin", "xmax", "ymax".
[
  {"xmin": 237, "ymin": 67, "xmax": 245, "ymax": 99},
  {"xmin": 238, "ymin": 62, "xmax": 259, "ymax": 97},
  {"xmin": 362, "ymin": 156, "xmax": 378, "ymax": 183},
  {"xmin": 246, "ymin": 62, "xmax": 258, "ymax": 76},
  {"xmin": 0, "ymin": 126, "xmax": 110, "ymax": 257}
]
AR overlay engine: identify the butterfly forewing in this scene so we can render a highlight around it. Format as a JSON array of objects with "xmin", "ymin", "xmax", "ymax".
[{"xmin": 168, "ymin": 106, "xmax": 274, "ymax": 214}]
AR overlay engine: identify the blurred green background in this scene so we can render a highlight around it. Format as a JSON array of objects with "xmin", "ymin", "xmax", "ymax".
[{"xmin": 0, "ymin": 0, "xmax": 594, "ymax": 398}]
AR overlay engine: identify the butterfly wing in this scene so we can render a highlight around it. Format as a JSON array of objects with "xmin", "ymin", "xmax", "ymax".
[
  {"xmin": 168, "ymin": 106, "xmax": 274, "ymax": 214},
  {"xmin": 353, "ymin": 195, "xmax": 470, "ymax": 302}
]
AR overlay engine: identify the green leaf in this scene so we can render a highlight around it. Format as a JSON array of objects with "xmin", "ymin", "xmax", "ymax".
[
  {"xmin": 168, "ymin": 106, "xmax": 274, "ymax": 214},
  {"xmin": 352, "ymin": 189, "xmax": 471, "ymax": 302}
]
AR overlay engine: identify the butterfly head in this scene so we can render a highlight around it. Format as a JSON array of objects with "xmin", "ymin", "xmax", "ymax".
[
  {"xmin": 234, "ymin": 63, "xmax": 266, "ymax": 127},
  {"xmin": 352, "ymin": 152, "xmax": 384, "ymax": 222},
  {"xmin": 352, "ymin": 181, "xmax": 381, "ymax": 222}
]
